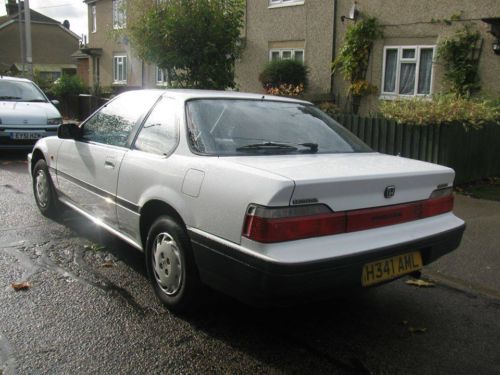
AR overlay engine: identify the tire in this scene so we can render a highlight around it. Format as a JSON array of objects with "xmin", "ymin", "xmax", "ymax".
[
  {"xmin": 32, "ymin": 159, "xmax": 60, "ymax": 218},
  {"xmin": 145, "ymin": 216, "xmax": 201, "ymax": 313}
]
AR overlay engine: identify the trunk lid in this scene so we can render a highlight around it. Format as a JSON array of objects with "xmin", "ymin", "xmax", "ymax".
[{"xmin": 227, "ymin": 153, "xmax": 454, "ymax": 211}]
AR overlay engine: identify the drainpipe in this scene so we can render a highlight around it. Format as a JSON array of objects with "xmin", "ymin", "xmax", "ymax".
[{"xmin": 330, "ymin": 0, "xmax": 337, "ymax": 100}]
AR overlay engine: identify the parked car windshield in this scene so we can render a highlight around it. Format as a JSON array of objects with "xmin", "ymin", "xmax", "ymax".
[
  {"xmin": 0, "ymin": 80, "xmax": 47, "ymax": 102},
  {"xmin": 185, "ymin": 99, "xmax": 371, "ymax": 155}
]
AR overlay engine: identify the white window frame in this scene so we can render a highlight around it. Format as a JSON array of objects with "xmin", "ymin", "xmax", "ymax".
[
  {"xmin": 113, "ymin": 55, "xmax": 127, "ymax": 84},
  {"xmin": 269, "ymin": 48, "xmax": 305, "ymax": 63},
  {"xmin": 269, "ymin": 0, "xmax": 304, "ymax": 8},
  {"xmin": 113, "ymin": 0, "xmax": 126, "ymax": 30},
  {"xmin": 380, "ymin": 45, "xmax": 436, "ymax": 100},
  {"xmin": 91, "ymin": 5, "xmax": 97, "ymax": 33},
  {"xmin": 156, "ymin": 66, "xmax": 168, "ymax": 86}
]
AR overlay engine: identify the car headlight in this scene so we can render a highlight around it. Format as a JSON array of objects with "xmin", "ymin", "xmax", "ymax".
[{"xmin": 47, "ymin": 117, "xmax": 62, "ymax": 125}]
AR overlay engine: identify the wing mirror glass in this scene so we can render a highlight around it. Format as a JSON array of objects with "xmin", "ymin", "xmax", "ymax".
[{"xmin": 57, "ymin": 122, "xmax": 82, "ymax": 140}]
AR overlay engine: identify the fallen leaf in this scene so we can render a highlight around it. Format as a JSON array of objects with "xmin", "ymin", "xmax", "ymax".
[
  {"xmin": 406, "ymin": 279, "xmax": 435, "ymax": 288},
  {"xmin": 409, "ymin": 326, "xmax": 428, "ymax": 334},
  {"xmin": 101, "ymin": 261, "xmax": 114, "ymax": 268},
  {"xmin": 11, "ymin": 281, "xmax": 31, "ymax": 291}
]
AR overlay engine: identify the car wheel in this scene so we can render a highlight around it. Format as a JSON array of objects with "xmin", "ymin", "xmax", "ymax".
[
  {"xmin": 145, "ymin": 216, "xmax": 201, "ymax": 313},
  {"xmin": 32, "ymin": 159, "xmax": 60, "ymax": 218}
]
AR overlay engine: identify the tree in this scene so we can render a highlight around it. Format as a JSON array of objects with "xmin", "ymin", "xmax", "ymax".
[{"xmin": 126, "ymin": 0, "xmax": 245, "ymax": 89}]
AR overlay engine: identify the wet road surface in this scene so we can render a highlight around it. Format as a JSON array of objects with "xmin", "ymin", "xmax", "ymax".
[{"xmin": 1, "ymin": 151, "xmax": 500, "ymax": 374}]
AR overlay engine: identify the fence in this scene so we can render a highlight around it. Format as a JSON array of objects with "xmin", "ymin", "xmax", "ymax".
[
  {"xmin": 58, "ymin": 95, "xmax": 109, "ymax": 121},
  {"xmin": 332, "ymin": 114, "xmax": 500, "ymax": 184}
]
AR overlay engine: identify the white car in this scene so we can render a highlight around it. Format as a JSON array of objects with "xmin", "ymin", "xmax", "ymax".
[
  {"xmin": 28, "ymin": 90, "xmax": 465, "ymax": 312},
  {"xmin": 0, "ymin": 76, "xmax": 62, "ymax": 149}
]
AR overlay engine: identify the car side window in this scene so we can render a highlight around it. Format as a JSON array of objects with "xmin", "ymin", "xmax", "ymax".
[
  {"xmin": 82, "ymin": 91, "xmax": 160, "ymax": 147},
  {"xmin": 134, "ymin": 97, "xmax": 178, "ymax": 156}
]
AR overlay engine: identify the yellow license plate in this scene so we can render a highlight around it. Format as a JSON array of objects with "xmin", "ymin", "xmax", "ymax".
[{"xmin": 361, "ymin": 251, "xmax": 423, "ymax": 287}]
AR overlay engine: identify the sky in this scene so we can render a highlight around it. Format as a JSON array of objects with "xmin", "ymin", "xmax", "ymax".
[{"xmin": 0, "ymin": 0, "xmax": 88, "ymax": 39}]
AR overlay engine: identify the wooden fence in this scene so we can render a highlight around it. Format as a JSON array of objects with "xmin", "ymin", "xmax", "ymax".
[{"xmin": 332, "ymin": 114, "xmax": 500, "ymax": 184}]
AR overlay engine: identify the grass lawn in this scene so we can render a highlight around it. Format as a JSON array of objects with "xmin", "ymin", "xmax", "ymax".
[{"xmin": 456, "ymin": 177, "xmax": 500, "ymax": 202}]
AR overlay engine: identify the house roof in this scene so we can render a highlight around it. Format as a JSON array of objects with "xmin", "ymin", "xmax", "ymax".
[
  {"xmin": 11, "ymin": 63, "xmax": 77, "ymax": 72},
  {"xmin": 1, "ymin": 8, "xmax": 59, "ymax": 25},
  {"xmin": 0, "ymin": 8, "xmax": 80, "ymax": 40}
]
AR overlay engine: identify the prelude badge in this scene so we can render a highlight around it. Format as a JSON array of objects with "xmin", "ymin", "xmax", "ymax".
[{"xmin": 384, "ymin": 185, "xmax": 396, "ymax": 198}]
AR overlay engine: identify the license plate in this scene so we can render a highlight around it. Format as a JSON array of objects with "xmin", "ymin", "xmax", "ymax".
[
  {"xmin": 11, "ymin": 132, "xmax": 43, "ymax": 140},
  {"xmin": 361, "ymin": 251, "xmax": 423, "ymax": 287}
]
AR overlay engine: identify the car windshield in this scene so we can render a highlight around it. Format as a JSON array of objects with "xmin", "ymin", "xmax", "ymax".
[
  {"xmin": 185, "ymin": 99, "xmax": 372, "ymax": 155},
  {"xmin": 0, "ymin": 80, "xmax": 47, "ymax": 102}
]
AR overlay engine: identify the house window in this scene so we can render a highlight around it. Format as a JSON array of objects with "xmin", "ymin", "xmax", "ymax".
[
  {"xmin": 156, "ymin": 66, "xmax": 168, "ymax": 86},
  {"xmin": 269, "ymin": 49, "xmax": 304, "ymax": 63},
  {"xmin": 39, "ymin": 71, "xmax": 62, "ymax": 83},
  {"xmin": 113, "ymin": 55, "xmax": 127, "ymax": 84},
  {"xmin": 382, "ymin": 46, "xmax": 435, "ymax": 97},
  {"xmin": 113, "ymin": 0, "xmax": 126, "ymax": 29},
  {"xmin": 269, "ymin": 0, "xmax": 305, "ymax": 8},
  {"xmin": 91, "ymin": 5, "xmax": 96, "ymax": 33}
]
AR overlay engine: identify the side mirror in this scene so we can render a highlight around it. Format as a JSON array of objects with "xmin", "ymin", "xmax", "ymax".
[
  {"xmin": 51, "ymin": 99, "xmax": 60, "ymax": 106},
  {"xmin": 58, "ymin": 123, "xmax": 82, "ymax": 140}
]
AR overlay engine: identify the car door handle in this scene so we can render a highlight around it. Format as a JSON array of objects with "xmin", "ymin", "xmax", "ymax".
[{"xmin": 104, "ymin": 159, "xmax": 115, "ymax": 169}]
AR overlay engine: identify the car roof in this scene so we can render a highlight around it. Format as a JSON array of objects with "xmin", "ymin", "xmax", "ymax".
[
  {"xmin": 0, "ymin": 75, "xmax": 32, "ymax": 83},
  {"xmin": 123, "ymin": 89, "xmax": 312, "ymax": 105}
]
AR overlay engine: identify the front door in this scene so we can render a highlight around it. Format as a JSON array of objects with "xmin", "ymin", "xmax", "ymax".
[{"xmin": 55, "ymin": 91, "xmax": 162, "ymax": 226}]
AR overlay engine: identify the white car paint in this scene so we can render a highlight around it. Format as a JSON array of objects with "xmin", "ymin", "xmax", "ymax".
[
  {"xmin": 29, "ymin": 90, "xmax": 465, "ymax": 303},
  {"xmin": 0, "ymin": 100, "xmax": 60, "ymax": 126}
]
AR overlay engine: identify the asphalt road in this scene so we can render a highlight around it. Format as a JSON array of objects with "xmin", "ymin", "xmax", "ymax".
[{"xmin": 1, "ymin": 151, "xmax": 500, "ymax": 375}]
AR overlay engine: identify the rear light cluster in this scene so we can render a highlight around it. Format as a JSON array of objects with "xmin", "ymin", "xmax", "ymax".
[{"xmin": 242, "ymin": 188, "xmax": 454, "ymax": 243}]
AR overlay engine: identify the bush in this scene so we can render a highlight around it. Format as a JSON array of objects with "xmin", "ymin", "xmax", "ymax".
[
  {"xmin": 317, "ymin": 101, "xmax": 341, "ymax": 117},
  {"xmin": 379, "ymin": 95, "xmax": 500, "ymax": 129},
  {"xmin": 437, "ymin": 25, "xmax": 481, "ymax": 96},
  {"xmin": 259, "ymin": 59, "xmax": 308, "ymax": 88},
  {"xmin": 51, "ymin": 75, "xmax": 86, "ymax": 98},
  {"xmin": 264, "ymin": 83, "xmax": 305, "ymax": 97}
]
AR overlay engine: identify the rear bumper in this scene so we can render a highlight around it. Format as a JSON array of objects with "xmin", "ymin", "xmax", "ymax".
[{"xmin": 189, "ymin": 224, "xmax": 466, "ymax": 306}]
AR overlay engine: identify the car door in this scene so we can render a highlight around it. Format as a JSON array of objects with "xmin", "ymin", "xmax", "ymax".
[
  {"xmin": 56, "ymin": 91, "xmax": 161, "ymax": 226},
  {"xmin": 116, "ymin": 96, "xmax": 181, "ymax": 243}
]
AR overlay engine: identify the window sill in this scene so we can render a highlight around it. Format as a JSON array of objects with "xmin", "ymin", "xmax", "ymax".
[
  {"xmin": 112, "ymin": 82, "xmax": 127, "ymax": 86},
  {"xmin": 268, "ymin": 1, "xmax": 304, "ymax": 9},
  {"xmin": 379, "ymin": 94, "xmax": 432, "ymax": 101}
]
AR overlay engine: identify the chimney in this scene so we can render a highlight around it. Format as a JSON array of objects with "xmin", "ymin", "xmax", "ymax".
[
  {"xmin": 6, "ymin": 0, "xmax": 18, "ymax": 16},
  {"xmin": 63, "ymin": 20, "xmax": 70, "ymax": 29}
]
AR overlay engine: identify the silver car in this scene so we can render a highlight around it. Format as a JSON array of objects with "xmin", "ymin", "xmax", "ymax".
[
  {"xmin": 29, "ymin": 89, "xmax": 465, "ymax": 312},
  {"xmin": 0, "ymin": 76, "xmax": 62, "ymax": 149}
]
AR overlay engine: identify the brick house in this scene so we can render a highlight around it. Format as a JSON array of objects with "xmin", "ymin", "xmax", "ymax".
[
  {"xmin": 81, "ymin": 0, "xmax": 167, "ymax": 91},
  {"xmin": 236, "ymin": 0, "xmax": 500, "ymax": 114}
]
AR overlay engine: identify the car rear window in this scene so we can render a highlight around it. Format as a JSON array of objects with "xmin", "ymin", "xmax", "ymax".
[{"xmin": 185, "ymin": 99, "xmax": 371, "ymax": 155}]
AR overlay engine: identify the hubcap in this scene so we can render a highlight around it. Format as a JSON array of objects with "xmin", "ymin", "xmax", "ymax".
[
  {"xmin": 35, "ymin": 169, "xmax": 49, "ymax": 208},
  {"xmin": 152, "ymin": 232, "xmax": 182, "ymax": 295}
]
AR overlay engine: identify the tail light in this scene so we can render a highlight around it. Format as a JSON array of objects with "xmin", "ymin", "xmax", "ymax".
[
  {"xmin": 242, "ymin": 204, "xmax": 345, "ymax": 243},
  {"xmin": 243, "ymin": 188, "xmax": 454, "ymax": 243}
]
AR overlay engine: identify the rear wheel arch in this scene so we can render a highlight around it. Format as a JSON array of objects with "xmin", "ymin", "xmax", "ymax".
[{"xmin": 139, "ymin": 200, "xmax": 187, "ymax": 249}]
